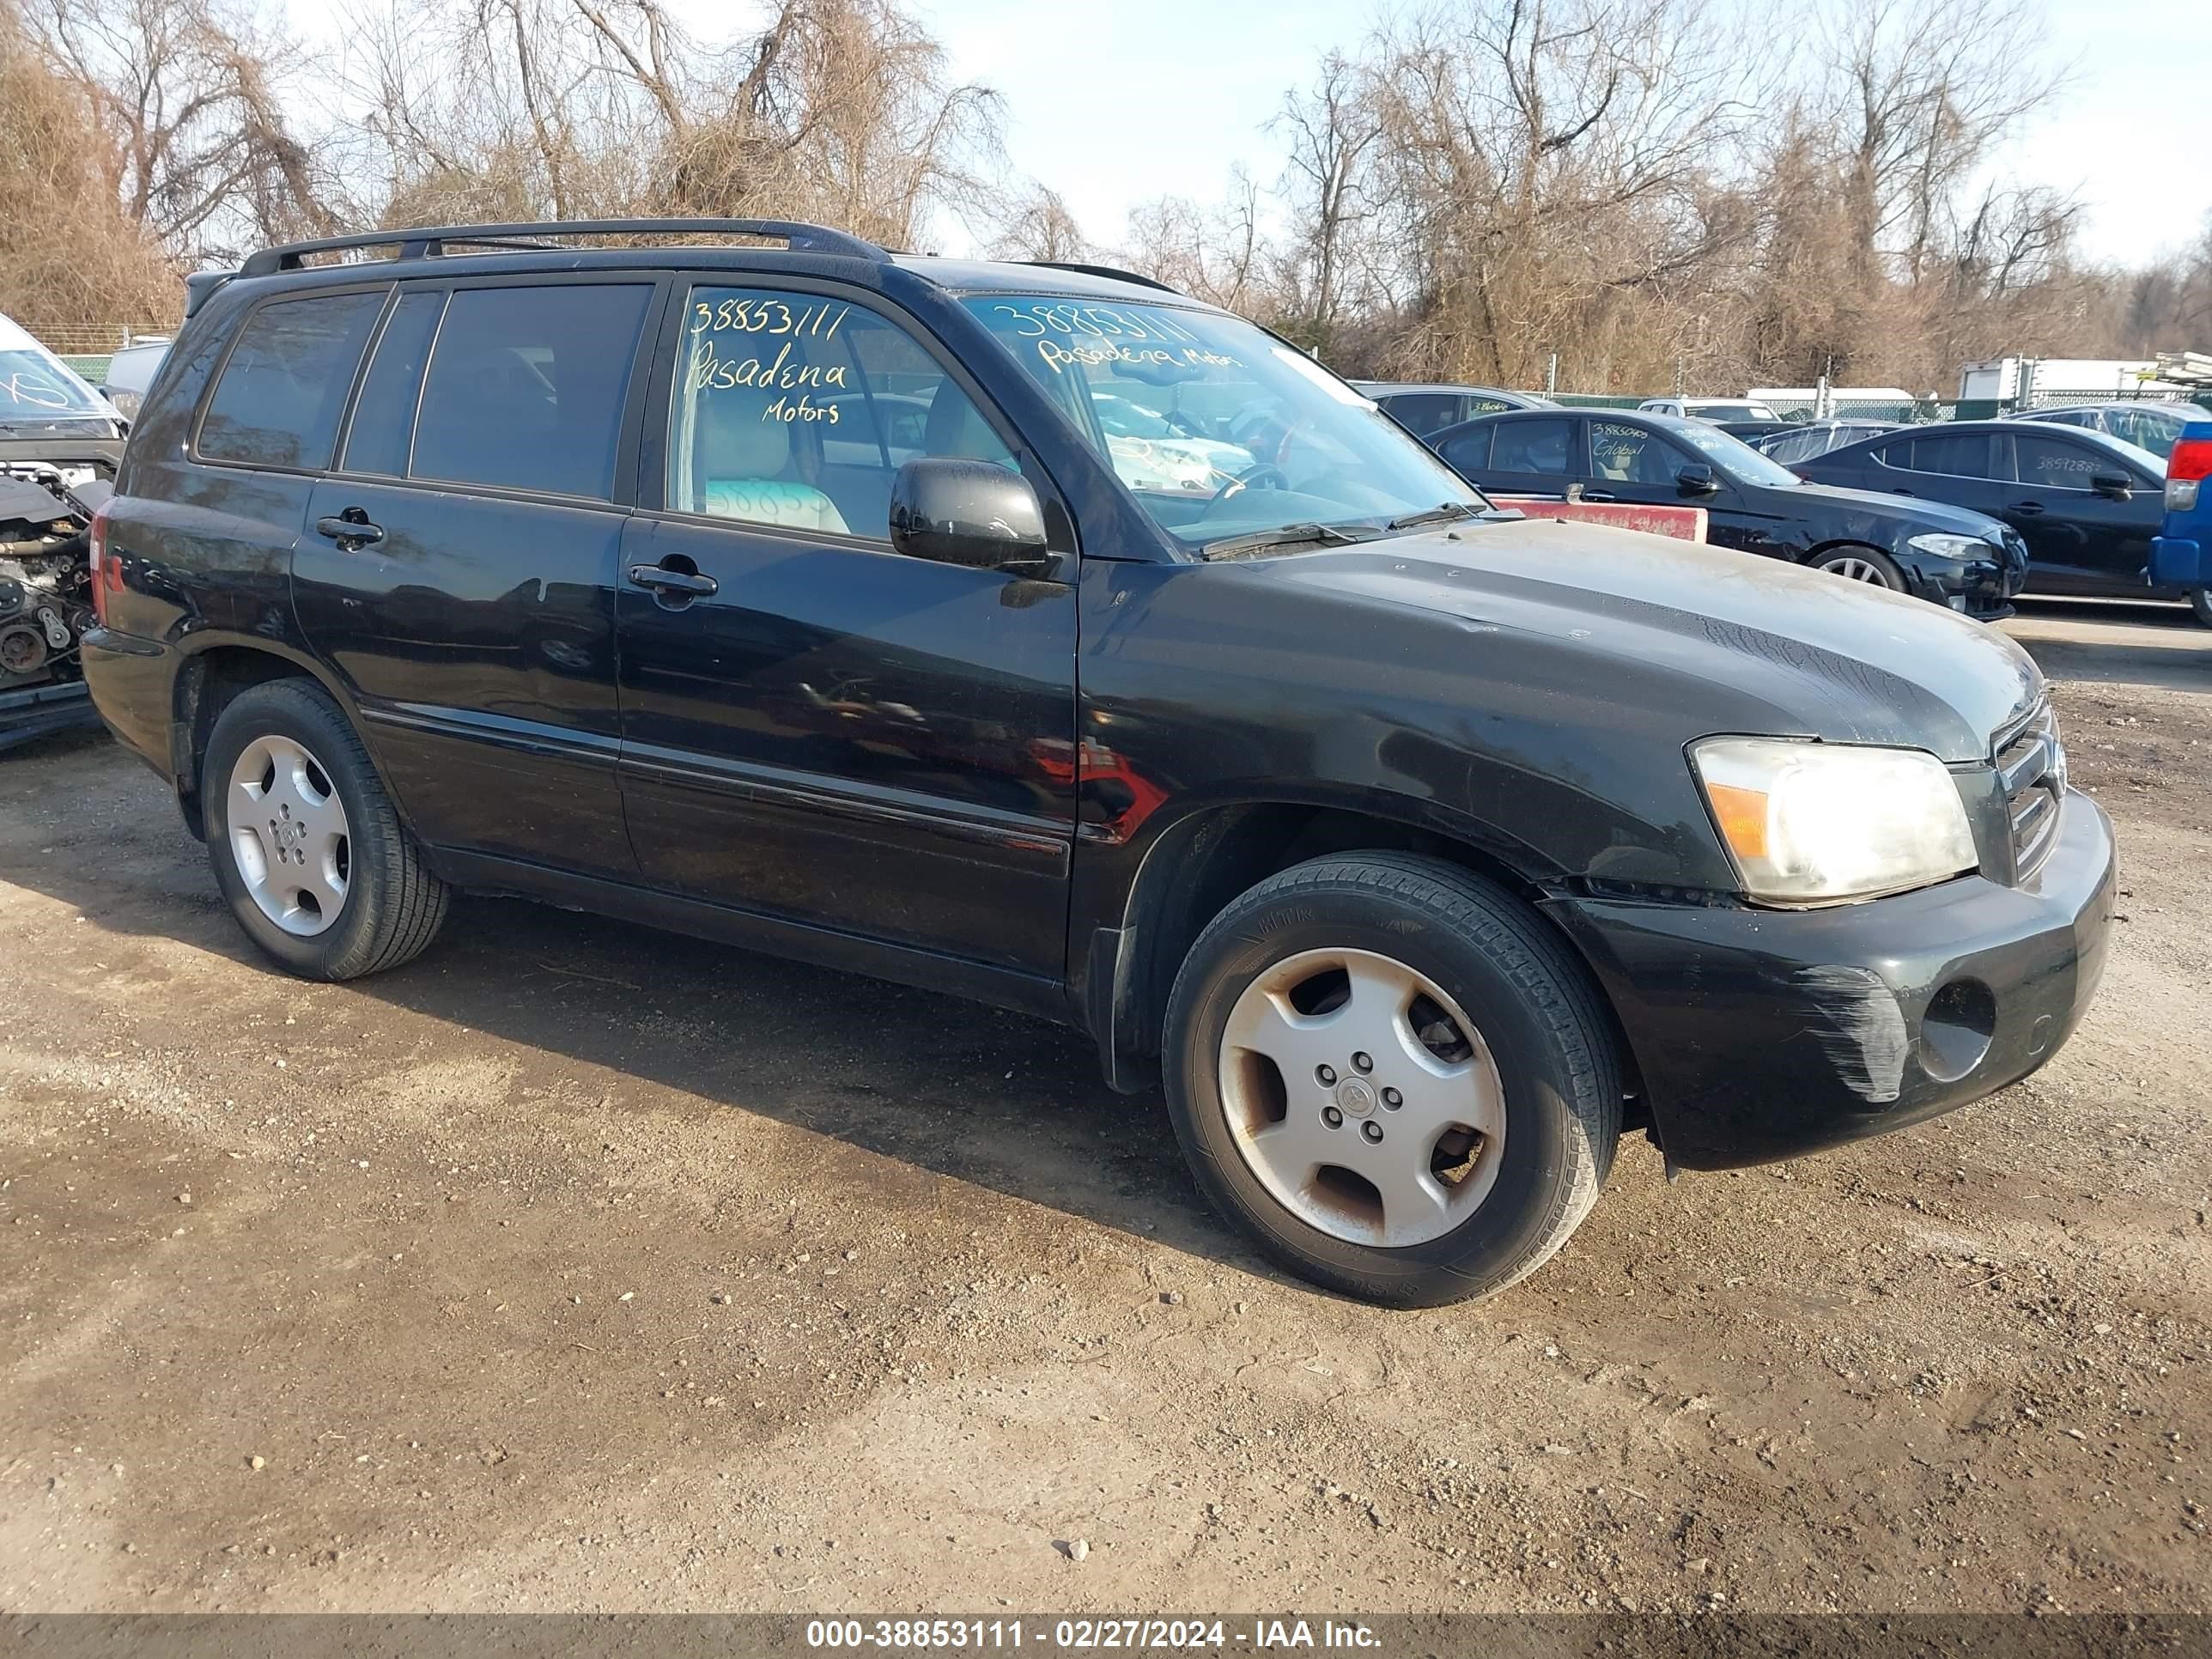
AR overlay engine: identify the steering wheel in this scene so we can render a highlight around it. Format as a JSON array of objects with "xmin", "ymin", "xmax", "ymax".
[{"xmin": 1206, "ymin": 464, "xmax": 1290, "ymax": 510}]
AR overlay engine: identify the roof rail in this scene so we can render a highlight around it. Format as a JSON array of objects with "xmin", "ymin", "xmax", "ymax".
[
  {"xmin": 1021, "ymin": 260, "xmax": 1185, "ymax": 296},
  {"xmin": 237, "ymin": 218, "xmax": 890, "ymax": 278}
]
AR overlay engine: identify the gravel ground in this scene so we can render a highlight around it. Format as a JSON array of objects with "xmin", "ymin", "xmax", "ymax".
[{"xmin": 1, "ymin": 617, "xmax": 2207, "ymax": 1616}]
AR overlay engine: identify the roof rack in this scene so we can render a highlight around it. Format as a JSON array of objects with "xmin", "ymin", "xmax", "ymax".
[
  {"xmin": 1020, "ymin": 260, "xmax": 1185, "ymax": 296},
  {"xmin": 237, "ymin": 218, "xmax": 890, "ymax": 278}
]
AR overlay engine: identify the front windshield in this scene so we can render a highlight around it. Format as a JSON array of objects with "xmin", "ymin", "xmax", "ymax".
[
  {"xmin": 1668, "ymin": 419, "xmax": 1805, "ymax": 487},
  {"xmin": 963, "ymin": 296, "xmax": 1480, "ymax": 550},
  {"xmin": 0, "ymin": 347, "xmax": 108, "ymax": 429}
]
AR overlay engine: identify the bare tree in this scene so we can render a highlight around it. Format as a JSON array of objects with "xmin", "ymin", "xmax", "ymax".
[
  {"xmin": 1273, "ymin": 52, "xmax": 1381, "ymax": 340},
  {"xmin": 990, "ymin": 182, "xmax": 1089, "ymax": 263},
  {"xmin": 339, "ymin": 0, "xmax": 1004, "ymax": 248},
  {"xmin": 35, "ymin": 0, "xmax": 337, "ymax": 256},
  {"xmin": 0, "ymin": 0, "xmax": 175, "ymax": 328}
]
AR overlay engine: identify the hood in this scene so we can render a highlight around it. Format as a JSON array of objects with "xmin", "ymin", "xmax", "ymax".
[
  {"xmin": 1786, "ymin": 477, "xmax": 2008, "ymax": 538},
  {"xmin": 1267, "ymin": 518, "xmax": 2043, "ymax": 762}
]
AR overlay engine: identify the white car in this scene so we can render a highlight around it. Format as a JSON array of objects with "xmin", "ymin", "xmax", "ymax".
[
  {"xmin": 1637, "ymin": 397, "xmax": 1784, "ymax": 424},
  {"xmin": 0, "ymin": 313, "xmax": 128, "ymax": 443},
  {"xmin": 97, "ymin": 337, "xmax": 173, "ymax": 422}
]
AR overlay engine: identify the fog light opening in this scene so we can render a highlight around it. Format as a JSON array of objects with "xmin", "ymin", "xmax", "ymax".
[{"xmin": 1919, "ymin": 978, "xmax": 1996, "ymax": 1083}]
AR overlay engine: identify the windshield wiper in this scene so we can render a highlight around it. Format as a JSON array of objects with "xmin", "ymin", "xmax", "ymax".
[
  {"xmin": 1200, "ymin": 521, "xmax": 1381, "ymax": 560},
  {"xmin": 1386, "ymin": 501, "xmax": 1486, "ymax": 532}
]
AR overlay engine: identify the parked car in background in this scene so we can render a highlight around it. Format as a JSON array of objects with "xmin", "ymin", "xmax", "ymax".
[
  {"xmin": 1352, "ymin": 381, "xmax": 1555, "ymax": 438},
  {"xmin": 1754, "ymin": 419, "xmax": 1900, "ymax": 467},
  {"xmin": 0, "ymin": 310, "xmax": 125, "ymax": 748},
  {"xmin": 0, "ymin": 313, "xmax": 127, "ymax": 441},
  {"xmin": 96, "ymin": 337, "xmax": 173, "ymax": 422},
  {"xmin": 2150, "ymin": 420, "xmax": 2210, "ymax": 619},
  {"xmin": 1793, "ymin": 420, "xmax": 2204, "ymax": 624},
  {"xmin": 1422, "ymin": 407, "xmax": 2027, "ymax": 617},
  {"xmin": 83, "ymin": 216, "xmax": 2114, "ymax": 1307},
  {"xmin": 2014, "ymin": 401, "xmax": 2209, "ymax": 463},
  {"xmin": 1637, "ymin": 397, "xmax": 1784, "ymax": 424}
]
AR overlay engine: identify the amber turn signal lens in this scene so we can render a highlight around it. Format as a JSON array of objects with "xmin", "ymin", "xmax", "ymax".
[{"xmin": 1705, "ymin": 781, "xmax": 1769, "ymax": 861}]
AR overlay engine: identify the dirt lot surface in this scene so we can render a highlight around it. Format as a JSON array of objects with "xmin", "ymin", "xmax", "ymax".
[{"xmin": 2, "ymin": 605, "xmax": 2209, "ymax": 1618}]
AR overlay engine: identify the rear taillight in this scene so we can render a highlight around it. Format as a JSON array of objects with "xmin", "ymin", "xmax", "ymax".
[
  {"xmin": 88, "ymin": 501, "xmax": 117, "ymax": 625},
  {"xmin": 2169, "ymin": 436, "xmax": 2212, "ymax": 512}
]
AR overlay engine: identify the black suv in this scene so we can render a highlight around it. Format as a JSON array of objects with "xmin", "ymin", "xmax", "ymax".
[{"xmin": 85, "ymin": 219, "xmax": 2114, "ymax": 1306}]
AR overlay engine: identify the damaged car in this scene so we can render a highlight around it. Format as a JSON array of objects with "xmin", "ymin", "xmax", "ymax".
[{"xmin": 1, "ymin": 313, "xmax": 123, "ymax": 749}]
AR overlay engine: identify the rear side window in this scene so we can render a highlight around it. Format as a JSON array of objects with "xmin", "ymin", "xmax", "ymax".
[
  {"xmin": 1490, "ymin": 417, "xmax": 1575, "ymax": 476},
  {"xmin": 410, "ymin": 284, "xmax": 652, "ymax": 499},
  {"xmin": 199, "ymin": 291, "xmax": 385, "ymax": 468},
  {"xmin": 1909, "ymin": 431, "xmax": 1995, "ymax": 478},
  {"xmin": 1435, "ymin": 425, "xmax": 1492, "ymax": 474},
  {"xmin": 342, "ymin": 290, "xmax": 445, "ymax": 477}
]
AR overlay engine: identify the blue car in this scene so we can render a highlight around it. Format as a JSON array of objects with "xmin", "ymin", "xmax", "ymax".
[{"xmin": 2151, "ymin": 419, "xmax": 2212, "ymax": 623}]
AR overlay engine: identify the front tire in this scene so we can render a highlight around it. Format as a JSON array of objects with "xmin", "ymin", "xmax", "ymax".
[
  {"xmin": 1812, "ymin": 546, "xmax": 1906, "ymax": 590},
  {"xmin": 1162, "ymin": 854, "xmax": 1621, "ymax": 1307},
  {"xmin": 2190, "ymin": 587, "xmax": 2211, "ymax": 628},
  {"xmin": 202, "ymin": 678, "xmax": 448, "ymax": 979}
]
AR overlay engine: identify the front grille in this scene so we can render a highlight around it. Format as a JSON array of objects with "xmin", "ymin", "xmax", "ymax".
[{"xmin": 1996, "ymin": 702, "xmax": 2065, "ymax": 880}]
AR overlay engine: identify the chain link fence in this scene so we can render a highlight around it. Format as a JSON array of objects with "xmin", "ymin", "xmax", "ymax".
[{"xmin": 20, "ymin": 324, "xmax": 173, "ymax": 389}]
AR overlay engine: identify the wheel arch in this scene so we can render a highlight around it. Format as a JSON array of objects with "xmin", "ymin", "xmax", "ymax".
[
  {"xmin": 1084, "ymin": 791, "xmax": 1630, "ymax": 1098},
  {"xmin": 170, "ymin": 636, "xmax": 389, "ymax": 842}
]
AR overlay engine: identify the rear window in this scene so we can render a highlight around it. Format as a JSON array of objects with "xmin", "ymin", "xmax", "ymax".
[
  {"xmin": 410, "ymin": 284, "xmax": 652, "ymax": 499},
  {"xmin": 199, "ymin": 291, "xmax": 386, "ymax": 468},
  {"xmin": 1909, "ymin": 431, "xmax": 1995, "ymax": 478}
]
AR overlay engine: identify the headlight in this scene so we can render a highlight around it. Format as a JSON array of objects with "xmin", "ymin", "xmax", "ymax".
[
  {"xmin": 1691, "ymin": 738, "xmax": 1978, "ymax": 904},
  {"xmin": 1907, "ymin": 532, "xmax": 1997, "ymax": 562}
]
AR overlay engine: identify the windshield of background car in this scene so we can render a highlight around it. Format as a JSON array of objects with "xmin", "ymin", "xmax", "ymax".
[
  {"xmin": 1664, "ymin": 417, "xmax": 1805, "ymax": 487},
  {"xmin": 1692, "ymin": 403, "xmax": 1778, "ymax": 421},
  {"xmin": 0, "ymin": 347, "xmax": 109, "ymax": 428},
  {"xmin": 963, "ymin": 296, "xmax": 1480, "ymax": 549}
]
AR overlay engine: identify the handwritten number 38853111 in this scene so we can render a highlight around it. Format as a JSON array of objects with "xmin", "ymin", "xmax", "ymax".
[{"xmin": 691, "ymin": 299, "xmax": 848, "ymax": 339}]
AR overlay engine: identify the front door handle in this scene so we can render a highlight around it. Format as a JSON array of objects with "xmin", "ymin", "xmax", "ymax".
[
  {"xmin": 2009, "ymin": 501, "xmax": 2045, "ymax": 516},
  {"xmin": 1582, "ymin": 489, "xmax": 1619, "ymax": 502},
  {"xmin": 315, "ymin": 508, "xmax": 384, "ymax": 550},
  {"xmin": 627, "ymin": 560, "xmax": 720, "ymax": 599}
]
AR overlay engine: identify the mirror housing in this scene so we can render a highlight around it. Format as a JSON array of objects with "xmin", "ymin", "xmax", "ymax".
[
  {"xmin": 890, "ymin": 459, "xmax": 1052, "ymax": 576},
  {"xmin": 1676, "ymin": 463, "xmax": 1720, "ymax": 495},
  {"xmin": 2089, "ymin": 471, "xmax": 2134, "ymax": 501}
]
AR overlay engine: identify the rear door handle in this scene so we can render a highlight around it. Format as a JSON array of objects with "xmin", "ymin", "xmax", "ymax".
[
  {"xmin": 627, "ymin": 561, "xmax": 720, "ymax": 599},
  {"xmin": 315, "ymin": 510, "xmax": 384, "ymax": 550},
  {"xmin": 2009, "ymin": 502, "xmax": 2045, "ymax": 516}
]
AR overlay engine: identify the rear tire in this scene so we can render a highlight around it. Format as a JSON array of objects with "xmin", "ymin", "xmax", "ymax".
[
  {"xmin": 1812, "ymin": 546, "xmax": 1906, "ymax": 590},
  {"xmin": 1161, "ymin": 853, "xmax": 1621, "ymax": 1307},
  {"xmin": 202, "ymin": 678, "xmax": 448, "ymax": 979}
]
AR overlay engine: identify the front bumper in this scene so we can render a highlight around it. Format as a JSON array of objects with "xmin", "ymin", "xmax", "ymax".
[
  {"xmin": 1547, "ymin": 788, "xmax": 2115, "ymax": 1170},
  {"xmin": 1901, "ymin": 537, "xmax": 2022, "ymax": 621}
]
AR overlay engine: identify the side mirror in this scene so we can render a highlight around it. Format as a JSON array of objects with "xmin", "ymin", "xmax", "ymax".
[
  {"xmin": 889, "ymin": 458, "xmax": 1053, "ymax": 577},
  {"xmin": 1676, "ymin": 463, "xmax": 1720, "ymax": 496},
  {"xmin": 2089, "ymin": 471, "xmax": 2134, "ymax": 501}
]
